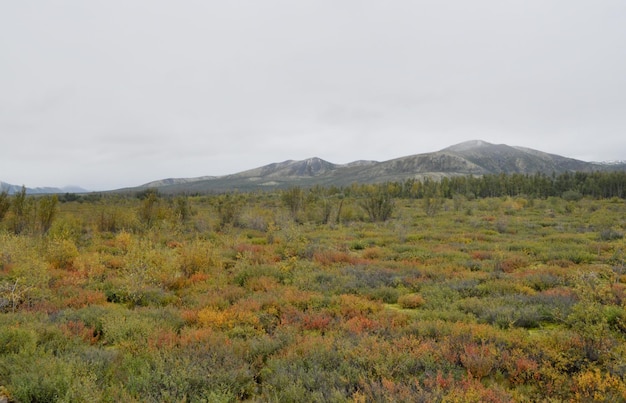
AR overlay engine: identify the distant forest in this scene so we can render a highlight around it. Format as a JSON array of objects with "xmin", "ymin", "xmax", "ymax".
[
  {"xmin": 365, "ymin": 171, "xmax": 626, "ymax": 200},
  {"xmin": 50, "ymin": 170, "xmax": 626, "ymax": 203}
]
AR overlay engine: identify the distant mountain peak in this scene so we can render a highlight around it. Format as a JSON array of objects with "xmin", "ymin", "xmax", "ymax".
[
  {"xmin": 0, "ymin": 181, "xmax": 89, "ymax": 195},
  {"xmin": 14, "ymin": 141, "xmax": 623, "ymax": 194},
  {"xmin": 304, "ymin": 157, "xmax": 326, "ymax": 163},
  {"xmin": 116, "ymin": 140, "xmax": 626, "ymax": 193},
  {"xmin": 443, "ymin": 140, "xmax": 495, "ymax": 152}
]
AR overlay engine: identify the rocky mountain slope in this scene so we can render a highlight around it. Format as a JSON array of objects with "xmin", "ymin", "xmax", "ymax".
[
  {"xmin": 5, "ymin": 140, "xmax": 623, "ymax": 194},
  {"xmin": 126, "ymin": 140, "xmax": 626, "ymax": 194}
]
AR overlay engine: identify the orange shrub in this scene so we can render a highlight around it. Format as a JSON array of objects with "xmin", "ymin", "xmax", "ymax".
[
  {"xmin": 60, "ymin": 320, "xmax": 99, "ymax": 344},
  {"xmin": 471, "ymin": 251, "xmax": 492, "ymax": 260},
  {"xmin": 313, "ymin": 250, "xmax": 360, "ymax": 266},
  {"xmin": 302, "ymin": 312, "xmax": 332, "ymax": 332},
  {"xmin": 362, "ymin": 247, "xmax": 385, "ymax": 260},
  {"xmin": 397, "ymin": 293, "xmax": 425, "ymax": 309},
  {"xmin": 64, "ymin": 289, "xmax": 107, "ymax": 308},
  {"xmin": 344, "ymin": 315, "xmax": 379, "ymax": 334},
  {"xmin": 460, "ymin": 342, "xmax": 498, "ymax": 379},
  {"xmin": 180, "ymin": 309, "xmax": 199, "ymax": 325},
  {"xmin": 499, "ymin": 256, "xmax": 527, "ymax": 273}
]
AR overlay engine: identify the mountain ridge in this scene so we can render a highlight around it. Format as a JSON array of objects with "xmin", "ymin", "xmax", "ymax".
[
  {"xmin": 124, "ymin": 140, "xmax": 626, "ymax": 194},
  {"xmin": 0, "ymin": 182, "xmax": 88, "ymax": 195},
  {"xmin": 4, "ymin": 140, "xmax": 625, "ymax": 194}
]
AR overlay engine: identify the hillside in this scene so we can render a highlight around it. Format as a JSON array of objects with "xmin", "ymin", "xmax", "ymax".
[
  {"xmin": 129, "ymin": 140, "xmax": 625, "ymax": 193},
  {"xmin": 4, "ymin": 140, "xmax": 625, "ymax": 194},
  {"xmin": 0, "ymin": 182, "xmax": 88, "ymax": 195}
]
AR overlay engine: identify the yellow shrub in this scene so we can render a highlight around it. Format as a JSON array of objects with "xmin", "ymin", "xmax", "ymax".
[
  {"xmin": 198, "ymin": 307, "xmax": 231, "ymax": 329},
  {"xmin": 46, "ymin": 239, "xmax": 79, "ymax": 270},
  {"xmin": 573, "ymin": 368, "xmax": 626, "ymax": 401},
  {"xmin": 336, "ymin": 294, "xmax": 383, "ymax": 319},
  {"xmin": 114, "ymin": 231, "xmax": 133, "ymax": 252},
  {"xmin": 178, "ymin": 240, "xmax": 221, "ymax": 277}
]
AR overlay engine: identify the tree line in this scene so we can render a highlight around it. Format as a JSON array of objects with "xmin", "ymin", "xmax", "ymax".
[
  {"xmin": 2, "ymin": 171, "xmax": 625, "ymax": 232},
  {"xmin": 378, "ymin": 171, "xmax": 626, "ymax": 200}
]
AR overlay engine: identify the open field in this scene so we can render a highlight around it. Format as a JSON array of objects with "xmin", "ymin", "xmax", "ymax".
[{"xmin": 1, "ymin": 187, "xmax": 626, "ymax": 401}]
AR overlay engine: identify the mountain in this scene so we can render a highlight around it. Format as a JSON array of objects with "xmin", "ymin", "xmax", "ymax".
[
  {"xmin": 0, "ymin": 182, "xmax": 88, "ymax": 195},
  {"xmin": 122, "ymin": 140, "xmax": 625, "ymax": 194},
  {"xmin": 6, "ymin": 141, "xmax": 623, "ymax": 195},
  {"xmin": 141, "ymin": 176, "xmax": 217, "ymax": 188},
  {"xmin": 230, "ymin": 157, "xmax": 338, "ymax": 179}
]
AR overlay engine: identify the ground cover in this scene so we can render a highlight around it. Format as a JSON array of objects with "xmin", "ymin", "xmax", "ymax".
[{"xmin": 1, "ymin": 189, "xmax": 625, "ymax": 401}]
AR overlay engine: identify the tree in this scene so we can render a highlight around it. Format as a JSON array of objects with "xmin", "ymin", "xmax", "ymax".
[
  {"xmin": 138, "ymin": 190, "xmax": 160, "ymax": 227},
  {"xmin": 215, "ymin": 194, "xmax": 242, "ymax": 229},
  {"xmin": 0, "ymin": 190, "xmax": 10, "ymax": 222},
  {"xmin": 282, "ymin": 187, "xmax": 305, "ymax": 221},
  {"xmin": 38, "ymin": 195, "xmax": 58, "ymax": 233},
  {"xmin": 10, "ymin": 186, "xmax": 30, "ymax": 234},
  {"xmin": 360, "ymin": 186, "xmax": 395, "ymax": 222},
  {"xmin": 173, "ymin": 196, "xmax": 192, "ymax": 223}
]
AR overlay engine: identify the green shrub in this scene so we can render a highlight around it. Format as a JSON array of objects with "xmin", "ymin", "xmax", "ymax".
[
  {"xmin": 562, "ymin": 190, "xmax": 583, "ymax": 201},
  {"xmin": 599, "ymin": 228, "xmax": 623, "ymax": 241},
  {"xmin": 0, "ymin": 326, "xmax": 37, "ymax": 354},
  {"xmin": 0, "ymin": 190, "xmax": 10, "ymax": 222},
  {"xmin": 37, "ymin": 195, "xmax": 58, "ymax": 233},
  {"xmin": 360, "ymin": 187, "xmax": 395, "ymax": 222}
]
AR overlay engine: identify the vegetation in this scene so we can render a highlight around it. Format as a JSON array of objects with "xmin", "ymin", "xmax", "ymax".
[{"xmin": 1, "ymin": 172, "xmax": 626, "ymax": 401}]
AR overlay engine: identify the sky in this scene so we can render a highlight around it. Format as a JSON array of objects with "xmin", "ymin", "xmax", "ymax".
[{"xmin": 1, "ymin": 1, "xmax": 626, "ymax": 191}]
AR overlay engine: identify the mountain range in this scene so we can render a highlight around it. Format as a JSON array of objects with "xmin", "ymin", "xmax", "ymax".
[
  {"xmin": 128, "ymin": 140, "xmax": 626, "ymax": 194},
  {"xmin": 0, "ymin": 182, "xmax": 88, "ymax": 196},
  {"xmin": 3, "ymin": 140, "xmax": 625, "ymax": 195}
]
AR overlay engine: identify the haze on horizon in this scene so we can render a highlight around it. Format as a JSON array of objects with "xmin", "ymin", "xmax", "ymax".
[{"xmin": 1, "ymin": 1, "xmax": 625, "ymax": 191}]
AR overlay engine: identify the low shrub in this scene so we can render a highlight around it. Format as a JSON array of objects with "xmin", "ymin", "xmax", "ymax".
[{"xmin": 397, "ymin": 293, "xmax": 425, "ymax": 309}]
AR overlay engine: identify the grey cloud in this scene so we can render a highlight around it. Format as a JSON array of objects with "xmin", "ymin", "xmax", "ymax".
[{"xmin": 1, "ymin": 1, "xmax": 625, "ymax": 189}]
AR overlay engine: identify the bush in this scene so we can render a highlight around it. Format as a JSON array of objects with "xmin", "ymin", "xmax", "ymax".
[
  {"xmin": 282, "ymin": 187, "xmax": 305, "ymax": 220},
  {"xmin": 0, "ymin": 190, "xmax": 10, "ymax": 222},
  {"xmin": 397, "ymin": 293, "xmax": 425, "ymax": 309},
  {"xmin": 177, "ymin": 240, "xmax": 220, "ymax": 277},
  {"xmin": 46, "ymin": 239, "xmax": 79, "ymax": 270},
  {"xmin": 215, "ymin": 193, "xmax": 243, "ymax": 229},
  {"xmin": 360, "ymin": 186, "xmax": 395, "ymax": 222},
  {"xmin": 599, "ymin": 228, "xmax": 623, "ymax": 241},
  {"xmin": 37, "ymin": 195, "xmax": 58, "ymax": 233},
  {"xmin": 562, "ymin": 190, "xmax": 583, "ymax": 201},
  {"xmin": 0, "ymin": 326, "xmax": 37, "ymax": 354}
]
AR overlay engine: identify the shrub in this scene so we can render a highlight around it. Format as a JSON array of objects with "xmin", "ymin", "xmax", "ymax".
[
  {"xmin": 599, "ymin": 228, "xmax": 623, "ymax": 241},
  {"xmin": 178, "ymin": 240, "xmax": 220, "ymax": 277},
  {"xmin": 0, "ymin": 190, "xmax": 10, "ymax": 222},
  {"xmin": 397, "ymin": 293, "xmax": 425, "ymax": 309},
  {"xmin": 3, "ymin": 353, "xmax": 73, "ymax": 402},
  {"xmin": 97, "ymin": 206, "xmax": 139, "ymax": 232},
  {"xmin": 46, "ymin": 239, "xmax": 79, "ymax": 270},
  {"xmin": 360, "ymin": 187, "xmax": 395, "ymax": 222},
  {"xmin": 173, "ymin": 196, "xmax": 192, "ymax": 222},
  {"xmin": 282, "ymin": 187, "xmax": 306, "ymax": 220},
  {"xmin": 0, "ymin": 326, "xmax": 37, "ymax": 354},
  {"xmin": 215, "ymin": 193, "xmax": 243, "ymax": 229},
  {"xmin": 8, "ymin": 186, "xmax": 32, "ymax": 234},
  {"xmin": 562, "ymin": 190, "xmax": 583, "ymax": 201},
  {"xmin": 37, "ymin": 195, "xmax": 58, "ymax": 233}
]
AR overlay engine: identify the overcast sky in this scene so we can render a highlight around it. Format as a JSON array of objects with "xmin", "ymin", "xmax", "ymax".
[{"xmin": 1, "ymin": 1, "xmax": 625, "ymax": 190}]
